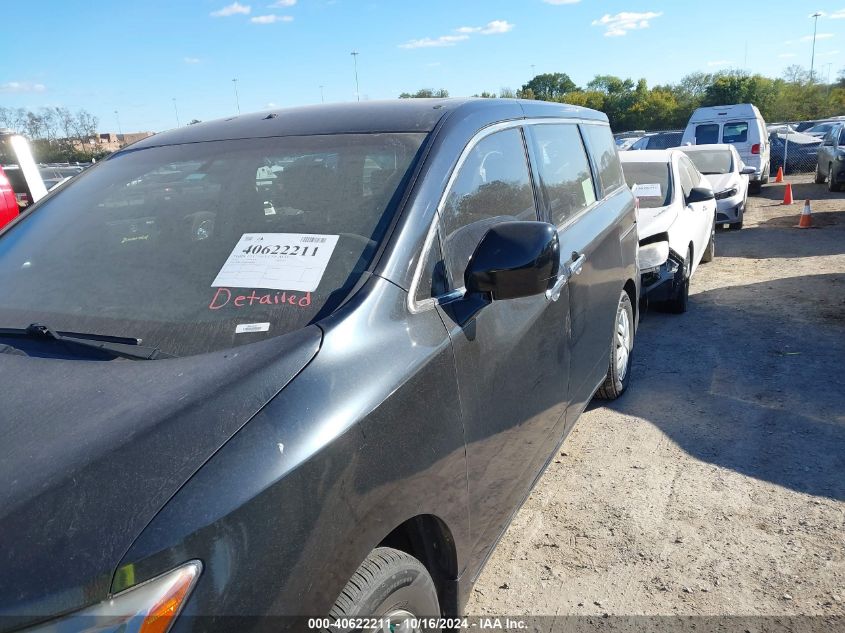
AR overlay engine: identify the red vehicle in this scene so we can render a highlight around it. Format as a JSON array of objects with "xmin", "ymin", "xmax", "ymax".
[{"xmin": 0, "ymin": 166, "xmax": 18, "ymax": 229}]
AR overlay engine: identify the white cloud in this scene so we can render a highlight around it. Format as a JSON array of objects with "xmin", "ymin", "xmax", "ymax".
[
  {"xmin": 778, "ymin": 53, "xmax": 797, "ymax": 58},
  {"xmin": 404, "ymin": 19, "xmax": 513, "ymax": 48},
  {"xmin": 250, "ymin": 14, "xmax": 293, "ymax": 23},
  {"xmin": 707, "ymin": 60, "xmax": 733, "ymax": 67},
  {"xmin": 267, "ymin": 0, "xmax": 296, "ymax": 5},
  {"xmin": 400, "ymin": 34, "xmax": 470, "ymax": 49},
  {"xmin": 265, "ymin": 102, "xmax": 278, "ymax": 108},
  {"xmin": 0, "ymin": 81, "xmax": 46, "ymax": 93},
  {"xmin": 543, "ymin": 0, "xmax": 580, "ymax": 3},
  {"xmin": 817, "ymin": 49, "xmax": 840, "ymax": 57},
  {"xmin": 830, "ymin": 8, "xmax": 845, "ymax": 18},
  {"xmin": 211, "ymin": 2, "xmax": 250, "ymax": 17},
  {"xmin": 183, "ymin": 56, "xmax": 201, "ymax": 64},
  {"xmin": 799, "ymin": 32, "xmax": 834, "ymax": 41},
  {"xmin": 592, "ymin": 11, "xmax": 662, "ymax": 37}
]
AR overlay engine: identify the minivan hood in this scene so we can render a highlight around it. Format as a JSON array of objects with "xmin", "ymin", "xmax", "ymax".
[
  {"xmin": 637, "ymin": 204, "xmax": 678, "ymax": 241},
  {"xmin": 0, "ymin": 326, "xmax": 321, "ymax": 629}
]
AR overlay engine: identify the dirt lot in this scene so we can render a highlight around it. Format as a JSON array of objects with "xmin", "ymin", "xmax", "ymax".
[{"xmin": 465, "ymin": 173, "xmax": 845, "ymax": 623}]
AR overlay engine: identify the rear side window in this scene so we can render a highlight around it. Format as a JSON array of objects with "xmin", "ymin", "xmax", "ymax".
[
  {"xmin": 582, "ymin": 124, "xmax": 625, "ymax": 195},
  {"xmin": 440, "ymin": 128, "xmax": 536, "ymax": 290},
  {"xmin": 678, "ymin": 159, "xmax": 696, "ymax": 198},
  {"xmin": 722, "ymin": 121, "xmax": 749, "ymax": 144},
  {"xmin": 695, "ymin": 124, "xmax": 720, "ymax": 145},
  {"xmin": 838, "ymin": 127, "xmax": 845, "ymax": 146},
  {"xmin": 529, "ymin": 124, "xmax": 596, "ymax": 226}
]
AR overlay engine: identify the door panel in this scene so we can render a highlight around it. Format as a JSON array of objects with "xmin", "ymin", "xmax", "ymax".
[{"xmin": 432, "ymin": 126, "xmax": 571, "ymax": 574}]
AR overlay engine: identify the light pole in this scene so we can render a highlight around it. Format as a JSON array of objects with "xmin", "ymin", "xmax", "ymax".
[
  {"xmin": 172, "ymin": 98, "xmax": 180, "ymax": 127},
  {"xmin": 319, "ymin": 85, "xmax": 325, "ymax": 103},
  {"xmin": 232, "ymin": 78, "xmax": 241, "ymax": 114},
  {"xmin": 114, "ymin": 110, "xmax": 123, "ymax": 147},
  {"xmin": 810, "ymin": 11, "xmax": 823, "ymax": 82},
  {"xmin": 350, "ymin": 51, "xmax": 360, "ymax": 102}
]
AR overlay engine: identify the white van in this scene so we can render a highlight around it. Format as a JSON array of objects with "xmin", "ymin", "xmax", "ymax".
[{"xmin": 681, "ymin": 104, "xmax": 769, "ymax": 193}]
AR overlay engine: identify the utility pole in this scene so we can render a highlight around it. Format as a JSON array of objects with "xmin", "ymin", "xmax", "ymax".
[
  {"xmin": 232, "ymin": 78, "xmax": 241, "ymax": 114},
  {"xmin": 351, "ymin": 51, "xmax": 360, "ymax": 102},
  {"xmin": 810, "ymin": 12, "xmax": 822, "ymax": 82},
  {"xmin": 319, "ymin": 85, "xmax": 325, "ymax": 103},
  {"xmin": 172, "ymin": 98, "xmax": 180, "ymax": 127},
  {"xmin": 114, "ymin": 110, "xmax": 123, "ymax": 147}
]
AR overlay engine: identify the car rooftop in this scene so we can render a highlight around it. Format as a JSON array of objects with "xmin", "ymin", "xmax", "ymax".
[
  {"xmin": 618, "ymin": 149, "xmax": 679, "ymax": 162},
  {"xmin": 125, "ymin": 98, "xmax": 608, "ymax": 151},
  {"xmin": 679, "ymin": 144, "xmax": 733, "ymax": 152}
]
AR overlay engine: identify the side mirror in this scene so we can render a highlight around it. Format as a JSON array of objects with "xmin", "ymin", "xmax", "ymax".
[
  {"xmin": 740, "ymin": 166, "xmax": 756, "ymax": 175},
  {"xmin": 465, "ymin": 221, "xmax": 560, "ymax": 301},
  {"xmin": 686, "ymin": 186, "xmax": 715, "ymax": 205}
]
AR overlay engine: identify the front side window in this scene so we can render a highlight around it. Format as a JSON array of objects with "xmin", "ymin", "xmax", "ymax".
[
  {"xmin": 582, "ymin": 124, "xmax": 625, "ymax": 194},
  {"xmin": 0, "ymin": 133, "xmax": 426, "ymax": 356},
  {"xmin": 678, "ymin": 159, "xmax": 696, "ymax": 198},
  {"xmin": 837, "ymin": 127, "xmax": 845, "ymax": 146},
  {"xmin": 439, "ymin": 127, "xmax": 536, "ymax": 290},
  {"xmin": 529, "ymin": 124, "xmax": 596, "ymax": 226},
  {"xmin": 722, "ymin": 121, "xmax": 749, "ymax": 144},
  {"xmin": 695, "ymin": 124, "xmax": 720, "ymax": 145}
]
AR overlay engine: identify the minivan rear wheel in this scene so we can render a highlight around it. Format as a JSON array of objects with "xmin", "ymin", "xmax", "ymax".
[
  {"xmin": 326, "ymin": 547, "xmax": 441, "ymax": 633},
  {"xmin": 596, "ymin": 291, "xmax": 634, "ymax": 400}
]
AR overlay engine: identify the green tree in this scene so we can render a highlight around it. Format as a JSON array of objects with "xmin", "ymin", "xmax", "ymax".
[
  {"xmin": 520, "ymin": 73, "xmax": 577, "ymax": 100},
  {"xmin": 398, "ymin": 88, "xmax": 449, "ymax": 99}
]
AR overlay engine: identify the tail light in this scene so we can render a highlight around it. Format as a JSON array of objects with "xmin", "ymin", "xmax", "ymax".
[{"xmin": 751, "ymin": 143, "xmax": 760, "ymax": 155}]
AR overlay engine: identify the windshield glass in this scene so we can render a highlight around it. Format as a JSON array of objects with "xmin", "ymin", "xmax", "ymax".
[
  {"xmin": 622, "ymin": 162, "xmax": 672, "ymax": 209},
  {"xmin": 0, "ymin": 133, "xmax": 425, "ymax": 357},
  {"xmin": 683, "ymin": 149, "xmax": 733, "ymax": 175}
]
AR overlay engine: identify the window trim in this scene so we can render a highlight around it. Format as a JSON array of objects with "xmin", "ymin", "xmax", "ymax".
[{"xmin": 408, "ymin": 117, "xmax": 610, "ymax": 314}]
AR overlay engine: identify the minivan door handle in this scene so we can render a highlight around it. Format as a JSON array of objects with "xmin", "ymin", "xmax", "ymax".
[
  {"xmin": 569, "ymin": 252, "xmax": 586, "ymax": 276},
  {"xmin": 545, "ymin": 252, "xmax": 585, "ymax": 302}
]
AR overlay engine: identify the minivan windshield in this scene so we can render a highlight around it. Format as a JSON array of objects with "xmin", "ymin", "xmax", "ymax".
[
  {"xmin": 683, "ymin": 149, "xmax": 733, "ymax": 175},
  {"xmin": 622, "ymin": 162, "xmax": 672, "ymax": 209},
  {"xmin": 0, "ymin": 133, "xmax": 425, "ymax": 357}
]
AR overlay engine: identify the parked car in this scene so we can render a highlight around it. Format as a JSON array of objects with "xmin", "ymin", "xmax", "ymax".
[
  {"xmin": 803, "ymin": 121, "xmax": 842, "ymax": 139},
  {"xmin": 620, "ymin": 149, "xmax": 716, "ymax": 312},
  {"xmin": 681, "ymin": 103, "xmax": 770, "ymax": 194},
  {"xmin": 768, "ymin": 131, "xmax": 822, "ymax": 176},
  {"xmin": 794, "ymin": 118, "xmax": 845, "ymax": 133},
  {"xmin": 38, "ymin": 165, "xmax": 84, "ymax": 191},
  {"xmin": 628, "ymin": 130, "xmax": 683, "ymax": 151},
  {"xmin": 0, "ymin": 166, "xmax": 18, "ymax": 228},
  {"xmin": 814, "ymin": 123, "xmax": 845, "ymax": 191},
  {"xmin": 680, "ymin": 144, "xmax": 754, "ymax": 230},
  {"xmin": 0, "ymin": 99, "xmax": 639, "ymax": 631}
]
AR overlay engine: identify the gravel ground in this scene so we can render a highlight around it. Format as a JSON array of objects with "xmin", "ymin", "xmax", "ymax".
[{"xmin": 464, "ymin": 173, "xmax": 845, "ymax": 624}]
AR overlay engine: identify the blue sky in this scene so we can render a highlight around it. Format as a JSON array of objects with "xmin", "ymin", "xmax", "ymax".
[{"xmin": 1, "ymin": 1, "xmax": 843, "ymax": 132}]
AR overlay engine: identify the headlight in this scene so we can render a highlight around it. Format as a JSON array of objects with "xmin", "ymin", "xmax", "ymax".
[
  {"xmin": 27, "ymin": 561, "xmax": 201, "ymax": 633},
  {"xmin": 715, "ymin": 187, "xmax": 738, "ymax": 200},
  {"xmin": 638, "ymin": 241, "xmax": 669, "ymax": 271}
]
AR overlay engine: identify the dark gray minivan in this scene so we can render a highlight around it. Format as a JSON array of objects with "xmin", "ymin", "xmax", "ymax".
[{"xmin": 0, "ymin": 99, "xmax": 638, "ymax": 632}]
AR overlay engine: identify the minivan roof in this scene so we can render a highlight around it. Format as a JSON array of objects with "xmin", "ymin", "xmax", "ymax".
[
  {"xmin": 688, "ymin": 103, "xmax": 762, "ymax": 122},
  {"xmin": 126, "ymin": 98, "xmax": 609, "ymax": 151}
]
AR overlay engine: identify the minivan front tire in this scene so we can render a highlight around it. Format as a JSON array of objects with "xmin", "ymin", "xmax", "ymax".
[
  {"xmin": 596, "ymin": 291, "xmax": 634, "ymax": 400},
  {"xmin": 326, "ymin": 547, "xmax": 441, "ymax": 633}
]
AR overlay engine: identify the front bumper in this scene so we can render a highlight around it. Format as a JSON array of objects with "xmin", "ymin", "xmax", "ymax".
[
  {"xmin": 640, "ymin": 251, "xmax": 682, "ymax": 303},
  {"xmin": 716, "ymin": 194, "xmax": 744, "ymax": 224}
]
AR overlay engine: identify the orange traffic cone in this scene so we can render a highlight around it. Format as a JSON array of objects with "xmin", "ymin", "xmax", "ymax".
[
  {"xmin": 796, "ymin": 199, "xmax": 814, "ymax": 228},
  {"xmin": 782, "ymin": 182, "xmax": 793, "ymax": 205},
  {"xmin": 775, "ymin": 166, "xmax": 784, "ymax": 183}
]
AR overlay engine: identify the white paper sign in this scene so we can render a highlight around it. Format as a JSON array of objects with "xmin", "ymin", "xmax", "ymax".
[
  {"xmin": 212, "ymin": 233, "xmax": 339, "ymax": 292},
  {"xmin": 631, "ymin": 183, "xmax": 662, "ymax": 198}
]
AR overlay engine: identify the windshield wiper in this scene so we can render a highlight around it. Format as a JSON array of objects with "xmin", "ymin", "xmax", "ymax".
[{"xmin": 0, "ymin": 323, "xmax": 171, "ymax": 360}]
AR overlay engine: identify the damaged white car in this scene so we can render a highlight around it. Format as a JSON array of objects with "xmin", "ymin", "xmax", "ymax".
[{"xmin": 620, "ymin": 149, "xmax": 716, "ymax": 313}]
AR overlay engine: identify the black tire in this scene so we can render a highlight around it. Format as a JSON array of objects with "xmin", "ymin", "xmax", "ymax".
[
  {"xmin": 596, "ymin": 291, "xmax": 634, "ymax": 400},
  {"xmin": 815, "ymin": 162, "xmax": 826, "ymax": 184},
  {"xmin": 749, "ymin": 181, "xmax": 762, "ymax": 195},
  {"xmin": 327, "ymin": 548, "xmax": 441, "ymax": 633},
  {"xmin": 701, "ymin": 225, "xmax": 716, "ymax": 262},
  {"xmin": 828, "ymin": 165, "xmax": 841, "ymax": 192},
  {"xmin": 664, "ymin": 248, "xmax": 691, "ymax": 314}
]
